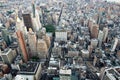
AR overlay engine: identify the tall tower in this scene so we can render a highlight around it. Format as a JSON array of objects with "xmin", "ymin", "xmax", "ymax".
[
  {"xmin": 31, "ymin": 0, "xmax": 42, "ymax": 31},
  {"xmin": 103, "ymin": 27, "xmax": 108, "ymax": 42},
  {"xmin": 22, "ymin": 13, "xmax": 34, "ymax": 31},
  {"xmin": 98, "ymin": 30, "xmax": 104, "ymax": 47},
  {"xmin": 37, "ymin": 39, "xmax": 48, "ymax": 58},
  {"xmin": 111, "ymin": 38, "xmax": 118, "ymax": 52},
  {"xmin": 91, "ymin": 24, "xmax": 99, "ymax": 38},
  {"xmin": 28, "ymin": 28, "xmax": 37, "ymax": 57},
  {"xmin": 16, "ymin": 30, "xmax": 28, "ymax": 62},
  {"xmin": 2, "ymin": 29, "xmax": 11, "ymax": 46},
  {"xmin": 15, "ymin": 9, "xmax": 24, "ymax": 31},
  {"xmin": 43, "ymin": 35, "xmax": 51, "ymax": 48}
]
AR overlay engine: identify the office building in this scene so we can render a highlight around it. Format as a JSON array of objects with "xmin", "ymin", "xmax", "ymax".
[
  {"xmin": 68, "ymin": 50, "xmax": 79, "ymax": 57},
  {"xmin": 16, "ymin": 15, "xmax": 27, "ymax": 35},
  {"xmin": 16, "ymin": 13, "xmax": 24, "ymax": 31},
  {"xmin": 27, "ymin": 28, "xmax": 37, "ymax": 57},
  {"xmin": 59, "ymin": 69, "xmax": 71, "ymax": 80},
  {"xmin": 88, "ymin": 45, "xmax": 93, "ymax": 55},
  {"xmin": 88, "ymin": 20, "xmax": 93, "ymax": 32},
  {"xmin": 15, "ymin": 62, "xmax": 42, "ymax": 80},
  {"xmin": 37, "ymin": 39, "xmax": 48, "ymax": 58},
  {"xmin": 91, "ymin": 39, "xmax": 98, "ymax": 48},
  {"xmin": 55, "ymin": 29, "xmax": 67, "ymax": 41},
  {"xmin": 16, "ymin": 30, "xmax": 28, "ymax": 62},
  {"xmin": 43, "ymin": 35, "xmax": 51, "ymax": 48},
  {"xmin": 103, "ymin": 27, "xmax": 108, "ymax": 42},
  {"xmin": 91, "ymin": 24, "xmax": 99, "ymax": 38},
  {"xmin": 111, "ymin": 38, "xmax": 118, "ymax": 52},
  {"xmin": 1, "ymin": 49, "xmax": 16, "ymax": 64},
  {"xmin": 1, "ymin": 29, "xmax": 11, "ymax": 46},
  {"xmin": 31, "ymin": 0, "xmax": 42, "ymax": 31},
  {"xmin": 22, "ymin": 13, "xmax": 34, "ymax": 31},
  {"xmin": 98, "ymin": 30, "xmax": 104, "ymax": 47},
  {"xmin": 81, "ymin": 49, "xmax": 89, "ymax": 58}
]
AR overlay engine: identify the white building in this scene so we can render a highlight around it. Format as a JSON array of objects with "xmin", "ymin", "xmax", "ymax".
[
  {"xmin": 103, "ymin": 27, "xmax": 108, "ymax": 42},
  {"xmin": 98, "ymin": 30, "xmax": 104, "ymax": 47},
  {"xmin": 59, "ymin": 69, "xmax": 71, "ymax": 80},
  {"xmin": 91, "ymin": 39, "xmax": 98, "ymax": 48},
  {"xmin": 55, "ymin": 30, "xmax": 67, "ymax": 41},
  {"xmin": 31, "ymin": 2, "xmax": 42, "ymax": 31},
  {"xmin": 1, "ymin": 49, "xmax": 16, "ymax": 63},
  {"xmin": 81, "ymin": 49, "xmax": 89, "ymax": 58},
  {"xmin": 111, "ymin": 38, "xmax": 118, "ymax": 52}
]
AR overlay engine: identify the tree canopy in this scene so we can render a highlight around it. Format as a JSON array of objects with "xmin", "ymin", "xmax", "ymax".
[{"xmin": 44, "ymin": 24, "xmax": 55, "ymax": 33}]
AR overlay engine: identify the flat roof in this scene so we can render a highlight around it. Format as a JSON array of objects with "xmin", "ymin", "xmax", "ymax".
[
  {"xmin": 59, "ymin": 69, "xmax": 71, "ymax": 75},
  {"xmin": 1, "ymin": 48, "xmax": 11, "ymax": 55},
  {"xmin": 18, "ymin": 62, "xmax": 40, "ymax": 75}
]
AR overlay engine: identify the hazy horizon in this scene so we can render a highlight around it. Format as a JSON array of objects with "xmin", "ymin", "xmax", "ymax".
[{"xmin": 107, "ymin": 0, "xmax": 120, "ymax": 3}]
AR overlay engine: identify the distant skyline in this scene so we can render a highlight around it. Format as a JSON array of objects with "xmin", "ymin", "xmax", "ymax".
[{"xmin": 107, "ymin": 0, "xmax": 120, "ymax": 3}]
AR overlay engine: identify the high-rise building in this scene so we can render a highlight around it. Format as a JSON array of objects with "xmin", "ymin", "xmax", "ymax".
[
  {"xmin": 88, "ymin": 45, "xmax": 93, "ymax": 55},
  {"xmin": 111, "ymin": 38, "xmax": 118, "ymax": 52},
  {"xmin": 55, "ymin": 30, "xmax": 67, "ymax": 41},
  {"xmin": 98, "ymin": 30, "xmax": 104, "ymax": 47},
  {"xmin": 16, "ymin": 10, "xmax": 24, "ymax": 31},
  {"xmin": 27, "ymin": 28, "xmax": 37, "ymax": 57},
  {"xmin": 1, "ymin": 29, "xmax": 11, "ymax": 46},
  {"xmin": 91, "ymin": 39, "xmax": 98, "ymax": 48},
  {"xmin": 81, "ymin": 49, "xmax": 89, "ymax": 58},
  {"xmin": 22, "ymin": 14, "xmax": 34, "ymax": 31},
  {"xmin": 103, "ymin": 27, "xmax": 108, "ymax": 42},
  {"xmin": 88, "ymin": 20, "xmax": 93, "ymax": 32},
  {"xmin": 91, "ymin": 24, "xmax": 99, "ymax": 38},
  {"xmin": 1, "ymin": 49, "xmax": 16, "ymax": 64},
  {"xmin": 31, "ymin": 0, "xmax": 42, "ymax": 31},
  {"xmin": 37, "ymin": 39, "xmax": 48, "ymax": 58},
  {"xmin": 16, "ymin": 30, "xmax": 28, "ymax": 62},
  {"xmin": 43, "ymin": 35, "xmax": 51, "ymax": 48}
]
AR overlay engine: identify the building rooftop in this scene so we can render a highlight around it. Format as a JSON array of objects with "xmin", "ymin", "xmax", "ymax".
[
  {"xmin": 18, "ymin": 62, "xmax": 39, "ymax": 75},
  {"xmin": 59, "ymin": 69, "xmax": 71, "ymax": 75},
  {"xmin": 1, "ymin": 48, "xmax": 11, "ymax": 55}
]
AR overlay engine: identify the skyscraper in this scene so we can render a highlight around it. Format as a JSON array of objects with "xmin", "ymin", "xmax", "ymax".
[
  {"xmin": 22, "ymin": 14, "xmax": 34, "ymax": 31},
  {"xmin": 98, "ymin": 30, "xmax": 104, "ymax": 47},
  {"xmin": 28, "ymin": 28, "xmax": 37, "ymax": 57},
  {"xmin": 37, "ymin": 39, "xmax": 48, "ymax": 58},
  {"xmin": 16, "ymin": 30, "xmax": 28, "ymax": 62},
  {"xmin": 31, "ymin": 0, "xmax": 42, "ymax": 31},
  {"xmin": 111, "ymin": 38, "xmax": 118, "ymax": 52},
  {"xmin": 43, "ymin": 35, "xmax": 51, "ymax": 48},
  {"xmin": 16, "ymin": 10, "xmax": 24, "ymax": 32},
  {"xmin": 103, "ymin": 27, "xmax": 108, "ymax": 42},
  {"xmin": 2, "ymin": 29, "xmax": 11, "ymax": 46},
  {"xmin": 91, "ymin": 24, "xmax": 99, "ymax": 38},
  {"xmin": 91, "ymin": 39, "xmax": 98, "ymax": 48},
  {"xmin": 1, "ymin": 49, "xmax": 16, "ymax": 64}
]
